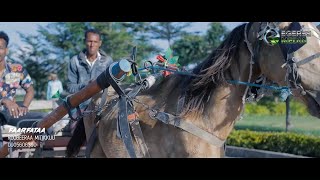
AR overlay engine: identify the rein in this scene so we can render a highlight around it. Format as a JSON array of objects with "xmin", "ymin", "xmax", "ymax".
[{"xmin": 139, "ymin": 63, "xmax": 292, "ymax": 101}]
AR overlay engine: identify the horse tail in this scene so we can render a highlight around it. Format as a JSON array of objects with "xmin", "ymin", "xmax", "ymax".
[{"xmin": 66, "ymin": 118, "xmax": 86, "ymax": 157}]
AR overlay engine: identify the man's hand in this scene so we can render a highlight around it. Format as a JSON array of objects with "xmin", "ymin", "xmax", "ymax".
[
  {"xmin": 17, "ymin": 106, "xmax": 29, "ymax": 117},
  {"xmin": 2, "ymin": 99, "xmax": 21, "ymax": 118}
]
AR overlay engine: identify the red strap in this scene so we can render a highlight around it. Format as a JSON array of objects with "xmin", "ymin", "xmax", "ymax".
[{"xmin": 127, "ymin": 112, "xmax": 139, "ymax": 121}]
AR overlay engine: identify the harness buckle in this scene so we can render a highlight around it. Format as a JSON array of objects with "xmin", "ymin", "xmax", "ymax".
[{"xmin": 149, "ymin": 110, "xmax": 169, "ymax": 124}]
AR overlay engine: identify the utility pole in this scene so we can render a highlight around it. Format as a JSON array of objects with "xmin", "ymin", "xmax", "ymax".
[{"xmin": 285, "ymin": 96, "xmax": 291, "ymax": 132}]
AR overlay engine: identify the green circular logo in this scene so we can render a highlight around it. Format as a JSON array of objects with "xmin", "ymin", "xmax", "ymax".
[{"xmin": 267, "ymin": 36, "xmax": 280, "ymax": 45}]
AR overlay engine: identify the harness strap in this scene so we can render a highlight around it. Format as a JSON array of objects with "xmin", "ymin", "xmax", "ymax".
[
  {"xmin": 296, "ymin": 52, "xmax": 320, "ymax": 67},
  {"xmin": 95, "ymin": 90, "xmax": 109, "ymax": 123},
  {"xmin": 148, "ymin": 110, "xmax": 225, "ymax": 147},
  {"xmin": 118, "ymin": 96, "xmax": 137, "ymax": 158},
  {"xmin": 85, "ymin": 124, "xmax": 98, "ymax": 158},
  {"xmin": 129, "ymin": 119, "xmax": 150, "ymax": 158},
  {"xmin": 242, "ymin": 22, "xmax": 255, "ymax": 105},
  {"xmin": 105, "ymin": 67, "xmax": 137, "ymax": 158},
  {"xmin": 105, "ymin": 66, "xmax": 126, "ymax": 96},
  {"xmin": 85, "ymin": 99, "xmax": 118, "ymax": 158},
  {"xmin": 85, "ymin": 90, "xmax": 110, "ymax": 158},
  {"xmin": 127, "ymin": 84, "xmax": 144, "ymax": 99}
]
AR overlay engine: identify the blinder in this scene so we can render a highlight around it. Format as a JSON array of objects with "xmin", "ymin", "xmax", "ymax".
[
  {"xmin": 258, "ymin": 22, "xmax": 280, "ymax": 46},
  {"xmin": 257, "ymin": 22, "xmax": 310, "ymax": 96},
  {"xmin": 279, "ymin": 22, "xmax": 306, "ymax": 57}
]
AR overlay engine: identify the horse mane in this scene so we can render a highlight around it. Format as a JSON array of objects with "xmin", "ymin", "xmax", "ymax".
[{"xmin": 180, "ymin": 22, "xmax": 251, "ymax": 115}]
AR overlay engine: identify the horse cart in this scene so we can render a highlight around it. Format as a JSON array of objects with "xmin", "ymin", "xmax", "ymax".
[{"xmin": 0, "ymin": 100, "xmax": 85, "ymax": 158}]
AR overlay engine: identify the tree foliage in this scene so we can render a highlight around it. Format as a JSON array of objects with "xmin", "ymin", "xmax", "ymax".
[
  {"xmin": 9, "ymin": 22, "xmax": 159, "ymax": 98},
  {"xmin": 149, "ymin": 22, "xmax": 191, "ymax": 48},
  {"xmin": 205, "ymin": 22, "xmax": 229, "ymax": 48},
  {"xmin": 172, "ymin": 34, "xmax": 207, "ymax": 66},
  {"xmin": 172, "ymin": 22, "xmax": 229, "ymax": 67},
  {"xmin": 7, "ymin": 22, "xmax": 230, "ymax": 98}
]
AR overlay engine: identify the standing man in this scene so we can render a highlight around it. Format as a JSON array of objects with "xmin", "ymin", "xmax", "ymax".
[
  {"xmin": 67, "ymin": 29, "xmax": 113, "ymax": 120},
  {"xmin": 47, "ymin": 73, "xmax": 64, "ymax": 109},
  {"xmin": 47, "ymin": 73, "xmax": 64, "ymax": 101},
  {"xmin": 0, "ymin": 31, "xmax": 47, "ymax": 147},
  {"xmin": 65, "ymin": 29, "xmax": 113, "ymax": 151},
  {"xmin": 67, "ymin": 29, "xmax": 113, "ymax": 95}
]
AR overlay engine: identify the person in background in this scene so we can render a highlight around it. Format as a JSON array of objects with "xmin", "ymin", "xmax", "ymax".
[
  {"xmin": 47, "ymin": 73, "xmax": 63, "ymax": 100},
  {"xmin": 47, "ymin": 73, "xmax": 63, "ymax": 109}
]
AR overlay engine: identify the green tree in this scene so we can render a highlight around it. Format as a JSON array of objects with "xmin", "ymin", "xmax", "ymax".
[
  {"xmin": 149, "ymin": 22, "xmax": 191, "ymax": 48},
  {"xmin": 9, "ymin": 22, "xmax": 159, "ymax": 98},
  {"xmin": 171, "ymin": 22, "xmax": 229, "ymax": 67},
  {"xmin": 89, "ymin": 22, "xmax": 159, "ymax": 65},
  {"xmin": 121, "ymin": 22, "xmax": 151, "ymax": 40},
  {"xmin": 205, "ymin": 22, "xmax": 229, "ymax": 48},
  {"xmin": 172, "ymin": 34, "xmax": 207, "ymax": 66}
]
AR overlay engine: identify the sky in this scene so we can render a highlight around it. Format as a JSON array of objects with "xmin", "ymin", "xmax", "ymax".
[
  {"xmin": 2, "ymin": 22, "xmax": 318, "ymax": 52},
  {"xmin": 0, "ymin": 22, "xmax": 244, "ymax": 51}
]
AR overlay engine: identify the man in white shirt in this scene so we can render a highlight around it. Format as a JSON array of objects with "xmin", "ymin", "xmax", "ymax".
[{"xmin": 47, "ymin": 73, "xmax": 63, "ymax": 100}]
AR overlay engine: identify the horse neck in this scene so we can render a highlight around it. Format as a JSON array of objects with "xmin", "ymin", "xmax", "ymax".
[
  {"xmin": 146, "ymin": 75, "xmax": 185, "ymax": 114},
  {"xmin": 183, "ymin": 47, "xmax": 258, "ymax": 140},
  {"xmin": 142, "ymin": 43, "xmax": 258, "ymax": 140}
]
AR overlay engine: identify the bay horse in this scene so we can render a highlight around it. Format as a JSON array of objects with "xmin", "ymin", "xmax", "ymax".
[{"xmin": 67, "ymin": 22, "xmax": 320, "ymax": 158}]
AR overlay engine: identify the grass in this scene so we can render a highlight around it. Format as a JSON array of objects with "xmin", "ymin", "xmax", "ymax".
[{"xmin": 235, "ymin": 114, "xmax": 320, "ymax": 137}]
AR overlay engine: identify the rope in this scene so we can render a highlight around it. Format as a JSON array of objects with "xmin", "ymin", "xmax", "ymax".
[
  {"xmin": 139, "ymin": 59, "xmax": 291, "ymax": 99},
  {"xmin": 138, "ymin": 66, "xmax": 198, "ymax": 77},
  {"xmin": 243, "ymin": 23, "xmax": 255, "ymax": 105},
  {"xmin": 227, "ymin": 80, "xmax": 289, "ymax": 91}
]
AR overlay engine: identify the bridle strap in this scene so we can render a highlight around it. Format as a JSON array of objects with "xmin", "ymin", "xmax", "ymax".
[
  {"xmin": 149, "ymin": 110, "xmax": 225, "ymax": 147},
  {"xmin": 295, "ymin": 52, "xmax": 320, "ymax": 67}
]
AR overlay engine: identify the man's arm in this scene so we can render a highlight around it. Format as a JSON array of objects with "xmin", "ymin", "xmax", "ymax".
[
  {"xmin": 23, "ymin": 85, "xmax": 34, "ymax": 108},
  {"xmin": 67, "ymin": 57, "xmax": 87, "ymax": 94},
  {"xmin": 15, "ymin": 85, "xmax": 34, "ymax": 117},
  {"xmin": 1, "ymin": 85, "xmax": 34, "ymax": 118},
  {"xmin": 18, "ymin": 67, "xmax": 34, "ymax": 116}
]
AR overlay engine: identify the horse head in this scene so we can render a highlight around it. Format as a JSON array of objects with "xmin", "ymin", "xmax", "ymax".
[{"xmin": 248, "ymin": 22, "xmax": 320, "ymax": 118}]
